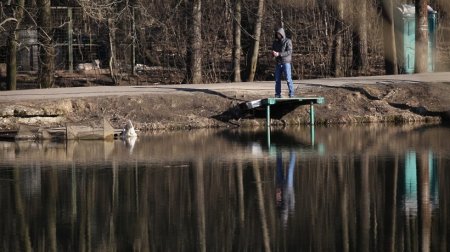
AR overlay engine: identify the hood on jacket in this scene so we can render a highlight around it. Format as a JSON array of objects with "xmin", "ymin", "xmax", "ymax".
[{"xmin": 275, "ymin": 28, "xmax": 286, "ymax": 40}]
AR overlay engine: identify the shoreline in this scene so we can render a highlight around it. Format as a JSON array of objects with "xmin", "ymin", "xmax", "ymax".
[{"xmin": 1, "ymin": 74, "xmax": 449, "ymax": 131}]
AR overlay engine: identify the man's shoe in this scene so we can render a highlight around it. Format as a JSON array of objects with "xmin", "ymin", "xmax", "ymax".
[{"xmin": 275, "ymin": 95, "xmax": 282, "ymax": 98}]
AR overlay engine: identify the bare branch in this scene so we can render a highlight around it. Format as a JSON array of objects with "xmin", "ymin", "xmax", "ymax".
[{"xmin": 0, "ymin": 17, "xmax": 18, "ymax": 31}]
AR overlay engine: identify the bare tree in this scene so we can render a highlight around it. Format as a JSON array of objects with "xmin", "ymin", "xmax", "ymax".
[
  {"xmin": 352, "ymin": 0, "xmax": 368, "ymax": 75},
  {"xmin": 331, "ymin": 0, "xmax": 344, "ymax": 77},
  {"xmin": 381, "ymin": 0, "xmax": 398, "ymax": 75},
  {"xmin": 415, "ymin": 0, "xmax": 429, "ymax": 73},
  {"xmin": 232, "ymin": 0, "xmax": 242, "ymax": 82},
  {"xmin": 107, "ymin": 18, "xmax": 120, "ymax": 84},
  {"xmin": 185, "ymin": 0, "xmax": 202, "ymax": 84},
  {"xmin": 37, "ymin": 0, "xmax": 55, "ymax": 88},
  {"xmin": 77, "ymin": 0, "xmax": 135, "ymax": 85},
  {"xmin": 245, "ymin": 0, "xmax": 264, "ymax": 82},
  {"xmin": 6, "ymin": 0, "xmax": 25, "ymax": 90},
  {"xmin": 4, "ymin": 0, "xmax": 450, "ymax": 88}
]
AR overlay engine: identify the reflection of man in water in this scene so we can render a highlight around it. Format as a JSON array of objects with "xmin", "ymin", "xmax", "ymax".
[{"xmin": 276, "ymin": 149, "xmax": 296, "ymax": 227}]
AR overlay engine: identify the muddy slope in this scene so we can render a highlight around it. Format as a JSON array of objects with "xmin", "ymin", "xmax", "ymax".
[{"xmin": 1, "ymin": 82, "xmax": 449, "ymax": 131}]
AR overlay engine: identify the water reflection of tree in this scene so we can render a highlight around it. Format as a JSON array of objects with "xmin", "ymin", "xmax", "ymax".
[
  {"xmin": 43, "ymin": 166, "xmax": 58, "ymax": 252},
  {"xmin": 1, "ymin": 135, "xmax": 450, "ymax": 251},
  {"xmin": 384, "ymin": 155, "xmax": 398, "ymax": 252},
  {"xmin": 438, "ymin": 155, "xmax": 449, "ymax": 251},
  {"xmin": 13, "ymin": 165, "xmax": 32, "ymax": 252},
  {"xmin": 193, "ymin": 158, "xmax": 206, "ymax": 252},
  {"xmin": 356, "ymin": 155, "xmax": 370, "ymax": 252},
  {"xmin": 253, "ymin": 159, "xmax": 271, "ymax": 252},
  {"xmin": 417, "ymin": 152, "xmax": 431, "ymax": 252}
]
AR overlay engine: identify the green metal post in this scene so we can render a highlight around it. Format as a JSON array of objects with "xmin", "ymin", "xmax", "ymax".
[
  {"xmin": 310, "ymin": 125, "xmax": 315, "ymax": 147},
  {"xmin": 310, "ymin": 102, "xmax": 315, "ymax": 125},
  {"xmin": 266, "ymin": 104, "xmax": 271, "ymax": 148}
]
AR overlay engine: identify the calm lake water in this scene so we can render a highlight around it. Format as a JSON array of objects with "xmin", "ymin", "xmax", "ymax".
[{"xmin": 1, "ymin": 124, "xmax": 449, "ymax": 251}]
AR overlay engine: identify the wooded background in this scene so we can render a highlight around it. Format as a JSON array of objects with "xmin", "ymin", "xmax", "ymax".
[{"xmin": 0, "ymin": 0, "xmax": 449, "ymax": 88}]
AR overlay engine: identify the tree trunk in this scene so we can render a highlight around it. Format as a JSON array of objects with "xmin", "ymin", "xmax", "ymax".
[
  {"xmin": 6, "ymin": 31, "xmax": 18, "ymax": 91},
  {"xmin": 415, "ymin": 0, "xmax": 428, "ymax": 73},
  {"xmin": 381, "ymin": 0, "xmax": 398, "ymax": 75},
  {"xmin": 352, "ymin": 0, "xmax": 368, "ymax": 75},
  {"xmin": 108, "ymin": 18, "xmax": 119, "ymax": 85},
  {"xmin": 6, "ymin": 0, "xmax": 25, "ymax": 90},
  {"xmin": 331, "ymin": 0, "xmax": 344, "ymax": 77},
  {"xmin": 37, "ymin": 0, "xmax": 55, "ymax": 88},
  {"xmin": 246, "ymin": 0, "xmax": 264, "ymax": 82},
  {"xmin": 232, "ymin": 0, "xmax": 242, "ymax": 82},
  {"xmin": 131, "ymin": 7, "xmax": 137, "ymax": 76},
  {"xmin": 185, "ymin": 0, "xmax": 202, "ymax": 84}
]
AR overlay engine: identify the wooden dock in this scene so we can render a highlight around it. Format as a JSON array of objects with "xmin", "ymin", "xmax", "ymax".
[{"xmin": 245, "ymin": 97, "xmax": 325, "ymax": 126}]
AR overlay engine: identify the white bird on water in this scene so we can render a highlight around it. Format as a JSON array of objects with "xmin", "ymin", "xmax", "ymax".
[{"xmin": 123, "ymin": 120, "xmax": 138, "ymax": 138}]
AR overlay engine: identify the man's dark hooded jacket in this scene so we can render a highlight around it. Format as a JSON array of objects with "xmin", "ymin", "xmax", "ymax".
[{"xmin": 272, "ymin": 28, "xmax": 292, "ymax": 64}]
